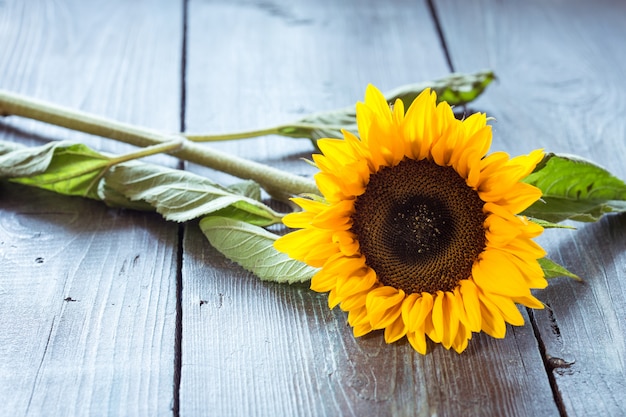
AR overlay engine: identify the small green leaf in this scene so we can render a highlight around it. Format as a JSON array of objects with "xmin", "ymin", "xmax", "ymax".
[
  {"xmin": 105, "ymin": 163, "xmax": 284, "ymax": 225},
  {"xmin": 538, "ymin": 257, "xmax": 582, "ymax": 281},
  {"xmin": 384, "ymin": 69, "xmax": 496, "ymax": 110},
  {"xmin": 522, "ymin": 153, "xmax": 626, "ymax": 222},
  {"xmin": 199, "ymin": 216, "xmax": 317, "ymax": 283},
  {"xmin": 528, "ymin": 218, "xmax": 576, "ymax": 229},
  {"xmin": 1, "ymin": 141, "xmax": 110, "ymax": 199},
  {"xmin": 276, "ymin": 70, "xmax": 496, "ymax": 146}
]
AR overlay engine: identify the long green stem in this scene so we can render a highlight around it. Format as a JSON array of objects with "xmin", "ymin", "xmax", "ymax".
[
  {"xmin": 185, "ymin": 126, "xmax": 282, "ymax": 142},
  {"xmin": 184, "ymin": 122, "xmax": 351, "ymax": 142},
  {"xmin": 0, "ymin": 89, "xmax": 319, "ymax": 196}
]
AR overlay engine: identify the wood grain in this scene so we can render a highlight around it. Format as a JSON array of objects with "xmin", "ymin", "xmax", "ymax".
[
  {"xmin": 4, "ymin": 0, "xmax": 622, "ymax": 415},
  {"xmin": 181, "ymin": 225, "xmax": 559, "ymax": 416},
  {"xmin": 434, "ymin": 0, "xmax": 626, "ymax": 414},
  {"xmin": 0, "ymin": 0, "xmax": 181, "ymax": 415},
  {"xmin": 181, "ymin": 0, "xmax": 559, "ymax": 415}
]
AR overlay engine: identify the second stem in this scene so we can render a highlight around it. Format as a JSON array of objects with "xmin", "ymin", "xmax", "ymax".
[{"xmin": 0, "ymin": 89, "xmax": 319, "ymax": 197}]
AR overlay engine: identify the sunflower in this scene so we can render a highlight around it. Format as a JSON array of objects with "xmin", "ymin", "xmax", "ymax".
[{"xmin": 274, "ymin": 85, "xmax": 547, "ymax": 354}]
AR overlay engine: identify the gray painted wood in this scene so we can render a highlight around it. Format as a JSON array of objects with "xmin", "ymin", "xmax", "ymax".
[
  {"xmin": 0, "ymin": 0, "xmax": 181, "ymax": 415},
  {"xmin": 181, "ymin": 0, "xmax": 558, "ymax": 415},
  {"xmin": 435, "ymin": 0, "xmax": 626, "ymax": 414},
  {"xmin": 2, "ymin": 0, "xmax": 624, "ymax": 415}
]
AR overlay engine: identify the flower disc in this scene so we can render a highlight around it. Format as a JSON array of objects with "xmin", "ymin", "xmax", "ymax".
[{"xmin": 351, "ymin": 158, "xmax": 486, "ymax": 294}]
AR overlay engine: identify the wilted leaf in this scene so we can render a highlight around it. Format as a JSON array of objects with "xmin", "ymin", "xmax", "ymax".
[
  {"xmin": 0, "ymin": 140, "xmax": 284, "ymax": 225},
  {"xmin": 105, "ymin": 162, "xmax": 284, "ymax": 225},
  {"xmin": 1, "ymin": 141, "xmax": 111, "ymax": 199}
]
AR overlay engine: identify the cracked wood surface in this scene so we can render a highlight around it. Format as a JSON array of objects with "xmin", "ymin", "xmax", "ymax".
[{"xmin": 1, "ymin": 0, "xmax": 625, "ymax": 416}]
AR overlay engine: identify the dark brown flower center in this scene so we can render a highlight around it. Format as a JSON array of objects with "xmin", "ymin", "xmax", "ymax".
[{"xmin": 350, "ymin": 158, "xmax": 486, "ymax": 294}]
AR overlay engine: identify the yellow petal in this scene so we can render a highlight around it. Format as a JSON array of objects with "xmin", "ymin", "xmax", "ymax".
[
  {"xmin": 452, "ymin": 323, "xmax": 471, "ymax": 354},
  {"xmin": 311, "ymin": 199, "xmax": 354, "ymax": 229},
  {"xmin": 311, "ymin": 268, "xmax": 338, "ymax": 293},
  {"xmin": 364, "ymin": 84, "xmax": 393, "ymax": 122},
  {"xmin": 402, "ymin": 292, "xmax": 434, "ymax": 333},
  {"xmin": 487, "ymin": 293, "xmax": 525, "ymax": 326},
  {"xmin": 317, "ymin": 138, "xmax": 359, "ymax": 166},
  {"xmin": 339, "ymin": 291, "xmax": 369, "ymax": 311},
  {"xmin": 478, "ymin": 292, "xmax": 507, "ymax": 338},
  {"xmin": 430, "ymin": 291, "xmax": 445, "ymax": 343},
  {"xmin": 274, "ymin": 228, "xmax": 333, "ymax": 265},
  {"xmin": 431, "ymin": 121, "xmax": 462, "ymax": 167},
  {"xmin": 290, "ymin": 197, "xmax": 327, "ymax": 214},
  {"xmin": 384, "ymin": 313, "xmax": 408, "ymax": 343},
  {"xmin": 392, "ymin": 97, "xmax": 405, "ymax": 125},
  {"xmin": 332, "ymin": 231, "xmax": 360, "ymax": 256},
  {"xmin": 441, "ymin": 291, "xmax": 460, "ymax": 349},
  {"xmin": 348, "ymin": 305, "xmax": 374, "ymax": 337},
  {"xmin": 403, "ymin": 88, "xmax": 437, "ymax": 160},
  {"xmin": 461, "ymin": 112, "xmax": 488, "ymax": 137},
  {"xmin": 484, "ymin": 213, "xmax": 524, "ymax": 246},
  {"xmin": 365, "ymin": 286, "xmax": 405, "ymax": 329},
  {"xmin": 281, "ymin": 210, "xmax": 316, "ymax": 229},
  {"xmin": 512, "ymin": 293, "xmax": 545, "ymax": 309},
  {"xmin": 459, "ymin": 279, "xmax": 482, "ymax": 332},
  {"xmin": 356, "ymin": 101, "xmax": 373, "ymax": 144},
  {"xmin": 486, "ymin": 182, "xmax": 543, "ymax": 214},
  {"xmin": 452, "ymin": 286, "xmax": 470, "ymax": 331},
  {"xmin": 407, "ymin": 329, "xmax": 428, "ymax": 354},
  {"xmin": 472, "ymin": 250, "xmax": 533, "ymax": 297},
  {"xmin": 335, "ymin": 268, "xmax": 378, "ymax": 299}
]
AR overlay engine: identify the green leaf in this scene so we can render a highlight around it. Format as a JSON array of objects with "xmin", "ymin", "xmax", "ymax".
[
  {"xmin": 0, "ymin": 140, "xmax": 284, "ymax": 225},
  {"xmin": 199, "ymin": 216, "xmax": 317, "ymax": 283},
  {"xmin": 522, "ymin": 153, "xmax": 626, "ymax": 222},
  {"xmin": 538, "ymin": 257, "xmax": 582, "ymax": 281},
  {"xmin": 528, "ymin": 218, "xmax": 576, "ymax": 229},
  {"xmin": 104, "ymin": 163, "xmax": 284, "ymax": 225},
  {"xmin": 276, "ymin": 70, "xmax": 496, "ymax": 145},
  {"xmin": 1, "ymin": 141, "xmax": 110, "ymax": 199},
  {"xmin": 227, "ymin": 180, "xmax": 262, "ymax": 201},
  {"xmin": 384, "ymin": 69, "xmax": 496, "ymax": 110},
  {"xmin": 97, "ymin": 182, "xmax": 155, "ymax": 211},
  {"xmin": 0, "ymin": 140, "xmax": 53, "ymax": 176}
]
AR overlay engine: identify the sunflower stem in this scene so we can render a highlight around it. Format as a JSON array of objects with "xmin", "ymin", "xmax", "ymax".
[
  {"xmin": 185, "ymin": 126, "xmax": 283, "ymax": 142},
  {"xmin": 0, "ymin": 89, "xmax": 319, "ymax": 197}
]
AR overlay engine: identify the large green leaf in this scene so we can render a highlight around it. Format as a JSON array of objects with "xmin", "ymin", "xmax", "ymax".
[
  {"xmin": 1, "ymin": 141, "xmax": 110, "ymax": 199},
  {"xmin": 0, "ymin": 140, "xmax": 284, "ymax": 226},
  {"xmin": 522, "ymin": 153, "xmax": 626, "ymax": 222},
  {"xmin": 199, "ymin": 216, "xmax": 317, "ymax": 283},
  {"xmin": 104, "ymin": 163, "xmax": 284, "ymax": 225}
]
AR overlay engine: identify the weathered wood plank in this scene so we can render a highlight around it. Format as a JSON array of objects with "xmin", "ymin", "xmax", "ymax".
[
  {"xmin": 0, "ymin": 0, "xmax": 182, "ymax": 415},
  {"xmin": 434, "ymin": 0, "xmax": 626, "ymax": 414},
  {"xmin": 181, "ymin": 0, "xmax": 558, "ymax": 416}
]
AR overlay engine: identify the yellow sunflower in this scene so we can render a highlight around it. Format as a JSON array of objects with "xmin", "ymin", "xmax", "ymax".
[{"xmin": 274, "ymin": 85, "xmax": 547, "ymax": 354}]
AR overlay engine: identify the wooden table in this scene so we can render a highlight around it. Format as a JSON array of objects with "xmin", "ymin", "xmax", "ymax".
[{"xmin": 1, "ymin": 1, "xmax": 625, "ymax": 416}]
